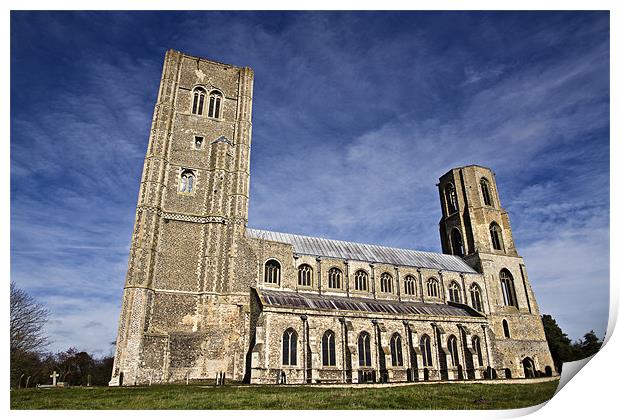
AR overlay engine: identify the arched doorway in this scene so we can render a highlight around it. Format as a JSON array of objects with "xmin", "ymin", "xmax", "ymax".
[
  {"xmin": 505, "ymin": 368, "xmax": 512, "ymax": 379},
  {"xmin": 522, "ymin": 358, "xmax": 536, "ymax": 378},
  {"xmin": 118, "ymin": 372, "xmax": 124, "ymax": 386},
  {"xmin": 545, "ymin": 366, "xmax": 553, "ymax": 377}
]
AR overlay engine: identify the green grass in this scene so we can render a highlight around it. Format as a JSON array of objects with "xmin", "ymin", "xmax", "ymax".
[{"xmin": 11, "ymin": 379, "xmax": 559, "ymax": 410}]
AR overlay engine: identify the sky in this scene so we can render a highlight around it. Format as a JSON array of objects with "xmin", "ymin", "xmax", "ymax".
[{"xmin": 10, "ymin": 11, "xmax": 609, "ymax": 356}]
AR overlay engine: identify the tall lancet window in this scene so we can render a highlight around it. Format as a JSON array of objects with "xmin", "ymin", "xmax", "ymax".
[
  {"xmin": 208, "ymin": 90, "xmax": 223, "ymax": 119},
  {"xmin": 490, "ymin": 223, "xmax": 504, "ymax": 251},
  {"xmin": 445, "ymin": 183, "xmax": 458, "ymax": 214},
  {"xmin": 480, "ymin": 178, "xmax": 493, "ymax": 206},
  {"xmin": 191, "ymin": 87, "xmax": 206, "ymax": 115}
]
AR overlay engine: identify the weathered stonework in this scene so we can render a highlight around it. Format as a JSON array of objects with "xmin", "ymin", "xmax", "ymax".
[{"xmin": 110, "ymin": 50, "xmax": 554, "ymax": 386}]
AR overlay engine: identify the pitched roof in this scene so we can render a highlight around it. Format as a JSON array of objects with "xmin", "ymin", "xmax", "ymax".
[
  {"xmin": 256, "ymin": 289, "xmax": 482, "ymax": 318},
  {"xmin": 246, "ymin": 228, "xmax": 477, "ymax": 274}
]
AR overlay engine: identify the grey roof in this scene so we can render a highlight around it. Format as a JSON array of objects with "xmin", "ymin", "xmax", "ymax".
[
  {"xmin": 257, "ymin": 289, "xmax": 481, "ymax": 318},
  {"xmin": 246, "ymin": 228, "xmax": 477, "ymax": 274}
]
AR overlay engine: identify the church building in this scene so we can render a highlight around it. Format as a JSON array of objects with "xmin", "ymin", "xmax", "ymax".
[{"xmin": 109, "ymin": 50, "xmax": 554, "ymax": 386}]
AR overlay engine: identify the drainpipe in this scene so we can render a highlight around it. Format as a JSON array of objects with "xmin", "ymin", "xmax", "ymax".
[
  {"xmin": 460, "ymin": 273, "xmax": 468, "ymax": 305},
  {"xmin": 301, "ymin": 315, "xmax": 308, "ymax": 384},
  {"xmin": 418, "ymin": 268, "xmax": 425, "ymax": 303},
  {"xmin": 339, "ymin": 317, "xmax": 347, "ymax": 383}
]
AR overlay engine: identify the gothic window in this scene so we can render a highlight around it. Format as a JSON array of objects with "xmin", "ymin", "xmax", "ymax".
[
  {"xmin": 191, "ymin": 87, "xmax": 206, "ymax": 115},
  {"xmin": 445, "ymin": 183, "xmax": 458, "ymax": 214},
  {"xmin": 450, "ymin": 228, "xmax": 464, "ymax": 257},
  {"xmin": 427, "ymin": 278, "xmax": 439, "ymax": 298},
  {"xmin": 297, "ymin": 264, "xmax": 313, "ymax": 287},
  {"xmin": 472, "ymin": 336, "xmax": 483, "ymax": 366},
  {"xmin": 179, "ymin": 170, "xmax": 195, "ymax": 193},
  {"xmin": 322, "ymin": 330, "xmax": 336, "ymax": 366},
  {"xmin": 404, "ymin": 275, "xmax": 416, "ymax": 296},
  {"xmin": 480, "ymin": 178, "xmax": 493, "ymax": 206},
  {"xmin": 448, "ymin": 281, "xmax": 461, "ymax": 303},
  {"xmin": 264, "ymin": 259, "xmax": 281, "ymax": 285},
  {"xmin": 390, "ymin": 333, "xmax": 404, "ymax": 367},
  {"xmin": 500, "ymin": 269, "xmax": 518, "ymax": 307},
  {"xmin": 194, "ymin": 136, "xmax": 204, "ymax": 149},
  {"xmin": 354, "ymin": 270, "xmax": 368, "ymax": 291},
  {"xmin": 502, "ymin": 320, "xmax": 510, "ymax": 338},
  {"xmin": 358, "ymin": 332, "xmax": 372, "ymax": 367},
  {"xmin": 328, "ymin": 267, "xmax": 342, "ymax": 289},
  {"xmin": 282, "ymin": 328, "xmax": 298, "ymax": 365},
  {"xmin": 448, "ymin": 335, "xmax": 459, "ymax": 366},
  {"xmin": 420, "ymin": 334, "xmax": 433, "ymax": 366},
  {"xmin": 380, "ymin": 272, "xmax": 393, "ymax": 293},
  {"xmin": 208, "ymin": 90, "xmax": 223, "ymax": 119},
  {"xmin": 470, "ymin": 283, "xmax": 483, "ymax": 312},
  {"xmin": 490, "ymin": 223, "xmax": 504, "ymax": 251}
]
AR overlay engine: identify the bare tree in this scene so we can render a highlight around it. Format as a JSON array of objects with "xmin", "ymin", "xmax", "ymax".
[{"xmin": 10, "ymin": 282, "xmax": 49, "ymax": 355}]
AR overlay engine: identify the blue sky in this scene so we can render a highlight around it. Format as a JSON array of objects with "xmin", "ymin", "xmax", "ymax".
[{"xmin": 10, "ymin": 11, "xmax": 609, "ymax": 356}]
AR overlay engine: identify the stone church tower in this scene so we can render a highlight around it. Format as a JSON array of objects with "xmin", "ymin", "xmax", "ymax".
[
  {"xmin": 110, "ymin": 50, "xmax": 255, "ymax": 385},
  {"xmin": 438, "ymin": 166, "xmax": 550, "ymax": 378},
  {"xmin": 110, "ymin": 50, "xmax": 553, "ymax": 386}
]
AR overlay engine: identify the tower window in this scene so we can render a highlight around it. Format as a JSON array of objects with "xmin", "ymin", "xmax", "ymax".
[
  {"xmin": 264, "ymin": 259, "xmax": 281, "ymax": 285},
  {"xmin": 191, "ymin": 87, "xmax": 206, "ymax": 115},
  {"xmin": 404, "ymin": 275, "xmax": 416, "ymax": 296},
  {"xmin": 322, "ymin": 330, "xmax": 336, "ymax": 366},
  {"xmin": 358, "ymin": 332, "xmax": 372, "ymax": 367},
  {"xmin": 490, "ymin": 223, "xmax": 504, "ymax": 251},
  {"xmin": 445, "ymin": 183, "xmax": 458, "ymax": 214},
  {"xmin": 380, "ymin": 272, "xmax": 393, "ymax": 293},
  {"xmin": 282, "ymin": 328, "xmax": 298, "ymax": 365},
  {"xmin": 448, "ymin": 281, "xmax": 461, "ymax": 303},
  {"xmin": 450, "ymin": 228, "xmax": 464, "ymax": 256},
  {"xmin": 502, "ymin": 319, "xmax": 510, "ymax": 338},
  {"xmin": 328, "ymin": 267, "xmax": 342, "ymax": 289},
  {"xmin": 500, "ymin": 269, "xmax": 518, "ymax": 308},
  {"xmin": 297, "ymin": 264, "xmax": 313, "ymax": 287},
  {"xmin": 427, "ymin": 278, "xmax": 439, "ymax": 298},
  {"xmin": 470, "ymin": 283, "xmax": 483, "ymax": 312},
  {"xmin": 179, "ymin": 169, "xmax": 195, "ymax": 193},
  {"xmin": 420, "ymin": 335, "xmax": 433, "ymax": 366},
  {"xmin": 208, "ymin": 90, "xmax": 223, "ymax": 119},
  {"xmin": 194, "ymin": 136, "xmax": 204, "ymax": 149},
  {"xmin": 390, "ymin": 333, "xmax": 404, "ymax": 367},
  {"xmin": 354, "ymin": 270, "xmax": 368, "ymax": 291},
  {"xmin": 480, "ymin": 178, "xmax": 493, "ymax": 206}
]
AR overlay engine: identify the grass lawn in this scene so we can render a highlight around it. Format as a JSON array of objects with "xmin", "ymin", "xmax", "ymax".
[{"xmin": 11, "ymin": 379, "xmax": 559, "ymax": 410}]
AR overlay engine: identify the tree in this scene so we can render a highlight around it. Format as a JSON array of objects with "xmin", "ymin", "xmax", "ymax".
[
  {"xmin": 541, "ymin": 314, "xmax": 576, "ymax": 373},
  {"xmin": 10, "ymin": 282, "xmax": 50, "ymax": 386},
  {"xmin": 574, "ymin": 330, "xmax": 603, "ymax": 358}
]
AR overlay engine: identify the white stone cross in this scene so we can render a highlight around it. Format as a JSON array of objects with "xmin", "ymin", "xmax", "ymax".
[{"xmin": 50, "ymin": 371, "xmax": 59, "ymax": 386}]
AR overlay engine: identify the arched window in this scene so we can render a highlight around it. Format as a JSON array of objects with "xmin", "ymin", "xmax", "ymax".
[
  {"xmin": 502, "ymin": 319, "xmax": 510, "ymax": 338},
  {"xmin": 470, "ymin": 283, "xmax": 483, "ymax": 312},
  {"xmin": 322, "ymin": 330, "xmax": 336, "ymax": 366},
  {"xmin": 354, "ymin": 270, "xmax": 368, "ymax": 291},
  {"xmin": 472, "ymin": 336, "xmax": 483, "ymax": 366},
  {"xmin": 191, "ymin": 87, "xmax": 206, "ymax": 115},
  {"xmin": 448, "ymin": 282, "xmax": 461, "ymax": 303},
  {"xmin": 179, "ymin": 170, "xmax": 195, "ymax": 193},
  {"xmin": 207, "ymin": 90, "xmax": 223, "ymax": 119},
  {"xmin": 523, "ymin": 357, "xmax": 536, "ymax": 378},
  {"xmin": 282, "ymin": 328, "xmax": 298, "ymax": 365},
  {"xmin": 404, "ymin": 275, "xmax": 416, "ymax": 296},
  {"xmin": 264, "ymin": 260, "xmax": 281, "ymax": 285},
  {"xmin": 358, "ymin": 332, "xmax": 372, "ymax": 367},
  {"xmin": 427, "ymin": 278, "xmax": 439, "ymax": 298},
  {"xmin": 445, "ymin": 183, "xmax": 458, "ymax": 214},
  {"xmin": 480, "ymin": 178, "xmax": 493, "ymax": 206},
  {"xmin": 328, "ymin": 267, "xmax": 342, "ymax": 289},
  {"xmin": 500, "ymin": 269, "xmax": 518, "ymax": 307},
  {"xmin": 390, "ymin": 333, "xmax": 404, "ymax": 366},
  {"xmin": 420, "ymin": 335, "xmax": 432, "ymax": 366},
  {"xmin": 490, "ymin": 222, "xmax": 504, "ymax": 251},
  {"xmin": 450, "ymin": 228, "xmax": 464, "ymax": 257},
  {"xmin": 297, "ymin": 264, "xmax": 312, "ymax": 287},
  {"xmin": 448, "ymin": 335, "xmax": 459, "ymax": 367},
  {"xmin": 380, "ymin": 272, "xmax": 393, "ymax": 293}
]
